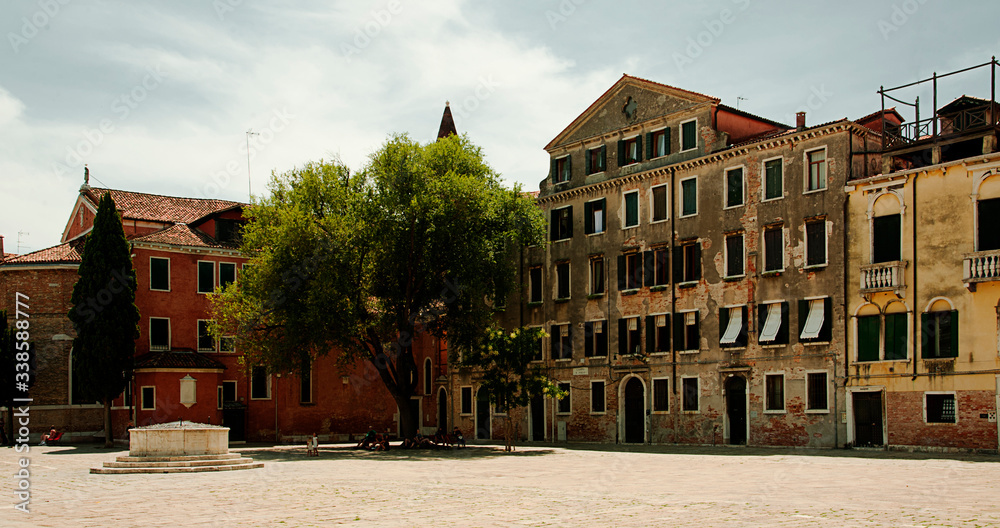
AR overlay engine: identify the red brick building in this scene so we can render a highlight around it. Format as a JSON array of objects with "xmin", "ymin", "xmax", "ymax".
[{"xmin": 2, "ymin": 180, "xmax": 451, "ymax": 442}]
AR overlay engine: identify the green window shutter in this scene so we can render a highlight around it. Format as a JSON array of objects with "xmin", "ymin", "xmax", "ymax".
[
  {"xmin": 625, "ymin": 193, "xmax": 638, "ymax": 227},
  {"xmin": 797, "ymin": 300, "xmax": 808, "ymax": 340},
  {"xmin": 645, "ymin": 315, "xmax": 655, "ymax": 354},
  {"xmin": 585, "ymin": 150, "xmax": 592, "ymax": 175},
  {"xmin": 618, "ymin": 319, "xmax": 627, "ymax": 357},
  {"xmin": 778, "ymin": 302, "xmax": 789, "ymax": 344},
  {"xmin": 738, "ymin": 307, "xmax": 748, "ymax": 346},
  {"xmin": 636, "ymin": 134, "xmax": 643, "ymax": 161},
  {"xmin": 682, "ymin": 180, "xmax": 697, "ymax": 216},
  {"xmin": 565, "ymin": 206, "xmax": 573, "ymax": 238},
  {"xmin": 820, "ymin": 297, "xmax": 833, "ymax": 341},
  {"xmin": 643, "ymin": 251, "xmax": 655, "ymax": 287},
  {"xmin": 645, "ymin": 132, "xmax": 653, "ymax": 157},
  {"xmin": 617, "ymin": 255, "xmax": 627, "ymax": 291},
  {"xmin": 564, "ymin": 154, "xmax": 572, "ymax": 181},
  {"xmin": 584, "ymin": 201, "xmax": 594, "ymax": 234},
  {"xmin": 949, "ymin": 310, "xmax": 959, "ymax": 358},
  {"xmin": 599, "ymin": 145, "xmax": 607, "ymax": 171},
  {"xmin": 719, "ymin": 307, "xmax": 730, "ymax": 346},
  {"xmin": 584, "ymin": 322, "xmax": 593, "ymax": 357},
  {"xmin": 857, "ymin": 316, "xmax": 880, "ymax": 361},
  {"xmin": 617, "ymin": 140, "xmax": 626, "ymax": 168},
  {"xmin": 664, "ymin": 127, "xmax": 672, "ymax": 155},
  {"xmin": 550, "ymin": 158, "xmax": 558, "ymax": 183},
  {"xmin": 693, "ymin": 243, "xmax": 702, "ymax": 280},
  {"xmin": 920, "ymin": 312, "xmax": 932, "ymax": 358},
  {"xmin": 885, "ymin": 313, "xmax": 908, "ymax": 360}
]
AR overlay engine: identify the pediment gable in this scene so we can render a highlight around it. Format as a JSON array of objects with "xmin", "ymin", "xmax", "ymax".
[{"xmin": 546, "ymin": 75, "xmax": 719, "ymax": 151}]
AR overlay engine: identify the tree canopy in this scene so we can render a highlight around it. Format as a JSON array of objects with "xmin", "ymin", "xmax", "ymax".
[
  {"xmin": 68, "ymin": 192, "xmax": 140, "ymax": 447},
  {"xmin": 212, "ymin": 133, "xmax": 546, "ymax": 437}
]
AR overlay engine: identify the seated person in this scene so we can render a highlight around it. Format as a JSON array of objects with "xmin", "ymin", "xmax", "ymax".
[
  {"xmin": 452, "ymin": 426, "xmax": 465, "ymax": 447},
  {"xmin": 356, "ymin": 428, "xmax": 378, "ymax": 449},
  {"xmin": 39, "ymin": 426, "xmax": 59, "ymax": 446},
  {"xmin": 433, "ymin": 427, "xmax": 449, "ymax": 446}
]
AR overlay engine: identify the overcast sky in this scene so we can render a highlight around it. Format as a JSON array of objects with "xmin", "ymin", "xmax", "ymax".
[{"xmin": 1, "ymin": 0, "xmax": 997, "ymax": 253}]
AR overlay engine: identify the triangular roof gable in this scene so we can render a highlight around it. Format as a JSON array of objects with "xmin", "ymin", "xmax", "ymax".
[
  {"xmin": 545, "ymin": 74, "xmax": 720, "ymax": 151},
  {"xmin": 60, "ymin": 193, "xmax": 99, "ymax": 243}
]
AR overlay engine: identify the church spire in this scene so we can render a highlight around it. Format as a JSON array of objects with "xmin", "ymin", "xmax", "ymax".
[{"xmin": 436, "ymin": 101, "xmax": 457, "ymax": 140}]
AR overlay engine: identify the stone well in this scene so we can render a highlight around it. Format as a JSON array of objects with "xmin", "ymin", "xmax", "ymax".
[{"xmin": 129, "ymin": 421, "xmax": 230, "ymax": 457}]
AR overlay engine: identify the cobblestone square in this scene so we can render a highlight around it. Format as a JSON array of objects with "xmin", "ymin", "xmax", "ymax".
[{"xmin": 4, "ymin": 443, "xmax": 999, "ymax": 527}]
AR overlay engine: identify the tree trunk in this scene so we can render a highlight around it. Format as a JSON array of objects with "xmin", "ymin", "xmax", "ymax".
[
  {"xmin": 394, "ymin": 392, "xmax": 418, "ymax": 439},
  {"xmin": 103, "ymin": 399, "xmax": 113, "ymax": 448}
]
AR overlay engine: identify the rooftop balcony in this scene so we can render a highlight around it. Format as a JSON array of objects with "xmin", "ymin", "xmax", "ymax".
[
  {"xmin": 860, "ymin": 261, "xmax": 907, "ymax": 296},
  {"xmin": 963, "ymin": 249, "xmax": 1000, "ymax": 285}
]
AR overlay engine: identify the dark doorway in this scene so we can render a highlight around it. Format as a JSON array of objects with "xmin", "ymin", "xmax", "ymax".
[
  {"xmin": 222, "ymin": 402, "xmax": 246, "ymax": 442},
  {"xmin": 725, "ymin": 376, "xmax": 747, "ymax": 445},
  {"xmin": 476, "ymin": 389, "xmax": 491, "ymax": 440},
  {"xmin": 623, "ymin": 377, "xmax": 645, "ymax": 444},
  {"xmin": 437, "ymin": 388, "xmax": 447, "ymax": 430},
  {"xmin": 853, "ymin": 391, "xmax": 884, "ymax": 447},
  {"xmin": 530, "ymin": 394, "xmax": 545, "ymax": 441}
]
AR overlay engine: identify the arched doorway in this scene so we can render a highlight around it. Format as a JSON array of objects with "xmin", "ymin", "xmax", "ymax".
[
  {"xmin": 725, "ymin": 375, "xmax": 747, "ymax": 445},
  {"xmin": 623, "ymin": 377, "xmax": 645, "ymax": 444},
  {"xmin": 475, "ymin": 389, "xmax": 491, "ymax": 440},
  {"xmin": 437, "ymin": 387, "xmax": 447, "ymax": 430}
]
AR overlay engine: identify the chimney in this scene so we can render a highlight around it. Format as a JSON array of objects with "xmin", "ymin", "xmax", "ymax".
[
  {"xmin": 796, "ymin": 111, "xmax": 806, "ymax": 130},
  {"xmin": 0, "ymin": 235, "xmax": 4, "ymax": 260}
]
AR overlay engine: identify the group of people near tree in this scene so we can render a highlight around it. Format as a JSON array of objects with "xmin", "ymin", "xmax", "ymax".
[{"xmin": 355, "ymin": 426, "xmax": 465, "ymax": 451}]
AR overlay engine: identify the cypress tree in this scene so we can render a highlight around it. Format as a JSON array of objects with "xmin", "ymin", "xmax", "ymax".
[{"xmin": 68, "ymin": 193, "xmax": 140, "ymax": 448}]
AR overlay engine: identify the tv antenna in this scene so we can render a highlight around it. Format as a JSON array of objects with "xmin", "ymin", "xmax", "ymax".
[
  {"xmin": 737, "ymin": 96, "xmax": 749, "ymax": 110},
  {"xmin": 246, "ymin": 129, "xmax": 260, "ymax": 200},
  {"xmin": 17, "ymin": 231, "xmax": 30, "ymax": 253}
]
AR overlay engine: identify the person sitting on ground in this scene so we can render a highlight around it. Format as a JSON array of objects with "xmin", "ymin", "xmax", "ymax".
[
  {"xmin": 39, "ymin": 426, "xmax": 59, "ymax": 446},
  {"xmin": 452, "ymin": 426, "xmax": 465, "ymax": 448},
  {"xmin": 374, "ymin": 435, "xmax": 391, "ymax": 452},
  {"xmin": 433, "ymin": 427, "xmax": 450, "ymax": 447},
  {"xmin": 357, "ymin": 427, "xmax": 378, "ymax": 449}
]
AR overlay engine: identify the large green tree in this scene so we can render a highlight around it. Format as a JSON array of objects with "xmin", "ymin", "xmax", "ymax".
[
  {"xmin": 461, "ymin": 326, "xmax": 563, "ymax": 451},
  {"xmin": 212, "ymin": 134, "xmax": 546, "ymax": 438},
  {"xmin": 68, "ymin": 193, "xmax": 140, "ymax": 448}
]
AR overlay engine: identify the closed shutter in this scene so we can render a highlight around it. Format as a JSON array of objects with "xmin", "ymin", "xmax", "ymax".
[
  {"xmin": 663, "ymin": 127, "xmax": 672, "ymax": 155},
  {"xmin": 617, "ymin": 140, "xmax": 626, "ymax": 168},
  {"xmin": 617, "ymin": 255, "xmax": 627, "ymax": 290},
  {"xmin": 719, "ymin": 307, "xmax": 731, "ymax": 345},
  {"xmin": 884, "ymin": 312, "xmax": 907, "ymax": 360},
  {"xmin": 584, "ymin": 202, "xmax": 594, "ymax": 234},
  {"xmin": 645, "ymin": 315, "xmax": 655, "ymax": 354},
  {"xmin": 585, "ymin": 150, "xmax": 592, "ymax": 175},
  {"xmin": 564, "ymin": 155, "xmax": 572, "ymax": 181},
  {"xmin": 643, "ymin": 251, "xmax": 655, "ymax": 287},
  {"xmin": 672, "ymin": 245, "xmax": 684, "ymax": 284},
  {"xmin": 656, "ymin": 247, "xmax": 669, "ymax": 285},
  {"xmin": 948, "ymin": 310, "xmax": 959, "ymax": 358},
  {"xmin": 584, "ymin": 321, "xmax": 594, "ymax": 357},
  {"xmin": 645, "ymin": 132, "xmax": 653, "ymax": 157},
  {"xmin": 618, "ymin": 319, "xmax": 628, "ymax": 357},
  {"xmin": 857, "ymin": 316, "xmax": 880, "ymax": 361},
  {"xmin": 565, "ymin": 206, "xmax": 573, "ymax": 238},
  {"xmin": 550, "ymin": 158, "xmax": 558, "ymax": 183},
  {"xmin": 920, "ymin": 312, "xmax": 932, "ymax": 358},
  {"xmin": 636, "ymin": 134, "xmax": 643, "ymax": 161}
]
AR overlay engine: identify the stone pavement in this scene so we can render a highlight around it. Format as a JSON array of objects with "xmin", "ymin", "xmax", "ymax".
[{"xmin": 3, "ymin": 442, "xmax": 1000, "ymax": 527}]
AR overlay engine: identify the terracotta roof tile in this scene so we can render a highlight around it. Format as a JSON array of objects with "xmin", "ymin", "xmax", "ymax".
[
  {"xmin": 2, "ymin": 238, "xmax": 84, "ymax": 265},
  {"xmin": 84, "ymin": 187, "xmax": 246, "ymax": 225},
  {"xmin": 134, "ymin": 351, "xmax": 227, "ymax": 370},
  {"xmin": 131, "ymin": 224, "xmax": 236, "ymax": 250}
]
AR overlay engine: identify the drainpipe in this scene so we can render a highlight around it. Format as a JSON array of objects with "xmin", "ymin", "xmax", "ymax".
[
  {"xmin": 912, "ymin": 172, "xmax": 918, "ymax": 381},
  {"xmin": 669, "ymin": 166, "xmax": 677, "ymax": 444},
  {"xmin": 840, "ymin": 167, "xmax": 850, "ymax": 449},
  {"xmin": 274, "ymin": 373, "xmax": 280, "ymax": 443}
]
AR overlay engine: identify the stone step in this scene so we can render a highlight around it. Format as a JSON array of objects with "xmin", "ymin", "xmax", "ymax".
[
  {"xmin": 115, "ymin": 453, "xmax": 242, "ymax": 463},
  {"xmin": 103, "ymin": 457, "xmax": 255, "ymax": 468},
  {"xmin": 90, "ymin": 461, "xmax": 264, "ymax": 474}
]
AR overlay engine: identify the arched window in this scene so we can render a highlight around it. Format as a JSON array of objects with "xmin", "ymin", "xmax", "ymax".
[
  {"xmin": 922, "ymin": 298, "xmax": 958, "ymax": 359},
  {"xmin": 871, "ymin": 193, "xmax": 902, "ymax": 263},
  {"xmin": 976, "ymin": 171, "xmax": 1000, "ymax": 251}
]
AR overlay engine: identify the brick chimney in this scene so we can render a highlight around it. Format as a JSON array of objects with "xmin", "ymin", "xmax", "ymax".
[
  {"xmin": 0, "ymin": 235, "xmax": 4, "ymax": 261},
  {"xmin": 796, "ymin": 111, "xmax": 806, "ymax": 130}
]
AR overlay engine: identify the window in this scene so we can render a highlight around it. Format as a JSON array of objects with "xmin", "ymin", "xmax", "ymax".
[
  {"xmin": 763, "ymin": 225, "xmax": 784, "ymax": 272},
  {"xmin": 719, "ymin": 306, "xmax": 747, "ymax": 348},
  {"xmin": 805, "ymin": 219, "xmax": 827, "ymax": 267},
  {"xmin": 647, "ymin": 314, "xmax": 670, "ymax": 353},
  {"xmin": 589, "ymin": 257, "xmax": 604, "ymax": 295},
  {"xmin": 551, "ymin": 324, "xmax": 572, "ymax": 360},
  {"xmin": 925, "ymin": 393, "xmax": 956, "ymax": 423},
  {"xmin": 197, "ymin": 261, "xmax": 215, "ymax": 293},
  {"xmin": 140, "ymin": 386, "xmax": 155, "ymax": 410},
  {"xmin": 220, "ymin": 335, "xmax": 235, "ymax": 353},
  {"xmin": 550, "ymin": 206, "xmax": 573, "ymax": 241},
  {"xmin": 763, "ymin": 158, "xmax": 783, "ymax": 200},
  {"xmin": 725, "ymin": 233, "xmax": 744, "ymax": 278},
  {"xmin": 250, "ymin": 366, "xmax": 271, "ymax": 399},
  {"xmin": 650, "ymin": 248, "xmax": 668, "ymax": 286},
  {"xmin": 215, "ymin": 218, "xmax": 241, "ymax": 244},
  {"xmin": 649, "ymin": 128, "xmax": 670, "ymax": 158},
  {"xmin": 197, "ymin": 320, "xmax": 216, "ymax": 352},
  {"xmin": 872, "ymin": 214, "xmax": 901, "ymax": 263},
  {"xmin": 623, "ymin": 190, "xmax": 639, "ymax": 228},
  {"xmin": 798, "ymin": 298, "xmax": 832, "ymax": 342},
  {"xmin": 806, "ymin": 148, "xmax": 827, "ymax": 191},
  {"xmin": 856, "ymin": 315, "xmax": 881, "ymax": 361},
  {"xmin": 680, "ymin": 177, "xmax": 697, "ymax": 216},
  {"xmin": 222, "ymin": 381, "xmax": 237, "ymax": 404},
  {"xmin": 618, "ymin": 252, "xmax": 643, "ymax": 291},
  {"xmin": 681, "ymin": 119, "xmax": 697, "ymax": 152},
  {"xmin": 758, "ymin": 302, "xmax": 789, "ymax": 345},
  {"xmin": 150, "ymin": 257, "xmax": 170, "ymax": 291},
  {"xmin": 591, "ymin": 381, "xmax": 605, "ymax": 413},
  {"xmin": 765, "ymin": 374, "xmax": 785, "ymax": 412},
  {"xmin": 460, "ymin": 386, "xmax": 473, "ymax": 414},
  {"xmin": 149, "ymin": 317, "xmax": 170, "ymax": 351},
  {"xmin": 529, "ymin": 267, "xmax": 542, "ymax": 303},
  {"xmin": 651, "ymin": 184, "xmax": 668, "ymax": 222},
  {"xmin": 552, "ymin": 156, "xmax": 571, "ymax": 183},
  {"xmin": 806, "ymin": 372, "xmax": 829, "ymax": 412},
  {"xmin": 922, "ymin": 310, "xmax": 958, "ymax": 359},
  {"xmin": 674, "ymin": 240, "xmax": 701, "ymax": 283},
  {"xmin": 653, "ymin": 378, "xmax": 669, "ymax": 412},
  {"xmin": 725, "ymin": 167, "xmax": 744, "ymax": 208},
  {"xmin": 619, "ymin": 136, "xmax": 642, "ymax": 165},
  {"xmin": 682, "ymin": 377, "xmax": 698, "ymax": 411},
  {"xmin": 584, "ymin": 320, "xmax": 607, "ymax": 357},
  {"xmin": 978, "ymin": 197, "xmax": 1000, "ymax": 250},
  {"xmin": 884, "ymin": 312, "xmax": 908, "ymax": 360},
  {"xmin": 584, "ymin": 198, "xmax": 606, "ymax": 235},
  {"xmin": 557, "ymin": 382, "xmax": 571, "ymax": 414},
  {"xmin": 423, "ymin": 359, "xmax": 432, "ymax": 396},
  {"xmin": 585, "ymin": 145, "xmax": 607, "ymax": 175},
  {"xmin": 301, "ymin": 360, "xmax": 313, "ymax": 404},
  {"xmin": 674, "ymin": 311, "xmax": 700, "ymax": 352},
  {"xmin": 219, "ymin": 262, "xmax": 237, "ymax": 289},
  {"xmin": 618, "ymin": 317, "xmax": 642, "ymax": 356},
  {"xmin": 532, "ymin": 330, "xmax": 544, "ymax": 361},
  {"xmin": 555, "ymin": 261, "xmax": 570, "ymax": 300}
]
